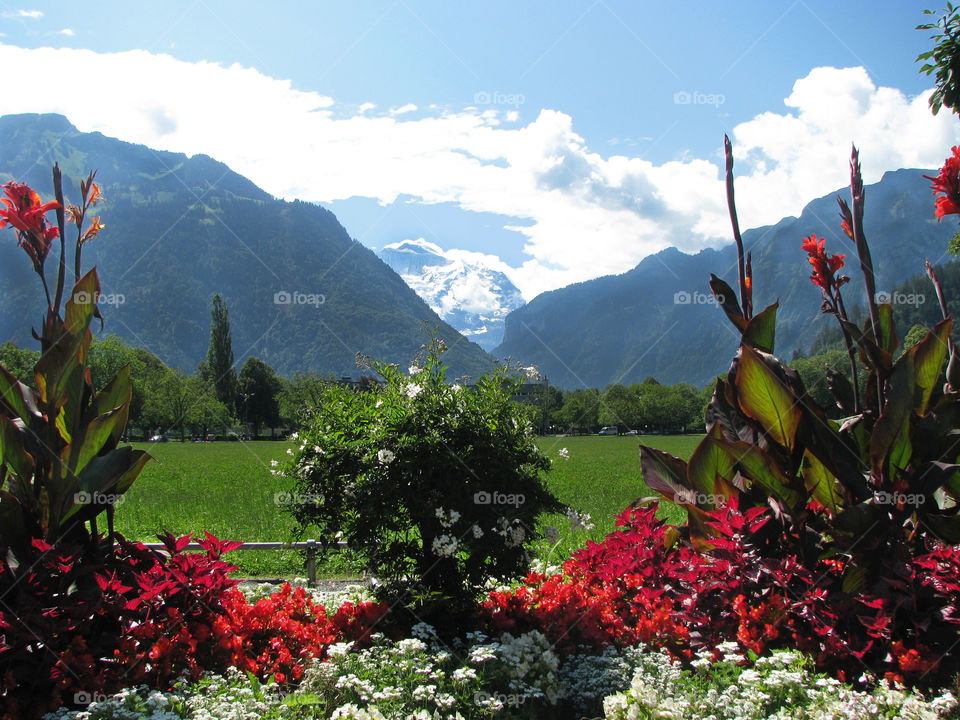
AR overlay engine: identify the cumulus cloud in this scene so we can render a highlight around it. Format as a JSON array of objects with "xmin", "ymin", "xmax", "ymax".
[
  {"xmin": 16, "ymin": 9, "xmax": 42, "ymax": 19},
  {"xmin": 55, "ymin": 28, "xmax": 75, "ymax": 36},
  {"xmin": 0, "ymin": 42, "xmax": 954, "ymax": 300}
]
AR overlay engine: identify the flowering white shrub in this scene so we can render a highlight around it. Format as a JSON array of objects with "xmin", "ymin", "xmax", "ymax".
[
  {"xmin": 277, "ymin": 337, "xmax": 563, "ymax": 637},
  {"xmin": 602, "ymin": 646, "xmax": 958, "ymax": 720}
]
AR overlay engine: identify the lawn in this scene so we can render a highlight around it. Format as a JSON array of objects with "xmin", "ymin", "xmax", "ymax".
[{"xmin": 115, "ymin": 434, "xmax": 703, "ymax": 578}]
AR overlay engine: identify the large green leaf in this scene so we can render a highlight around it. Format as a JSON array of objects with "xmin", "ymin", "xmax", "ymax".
[
  {"xmin": 686, "ymin": 428, "xmax": 737, "ymax": 509},
  {"xmin": 912, "ymin": 318, "xmax": 952, "ymax": 415},
  {"xmin": 61, "ymin": 447, "xmax": 151, "ymax": 524},
  {"xmin": 713, "ymin": 437, "xmax": 806, "ymax": 515},
  {"xmin": 93, "ymin": 364, "xmax": 132, "ymax": 447},
  {"xmin": 801, "ymin": 449, "xmax": 844, "ymax": 516},
  {"xmin": 876, "ymin": 302, "xmax": 898, "ymax": 357},
  {"xmin": 870, "ymin": 355, "xmax": 914, "ymax": 477},
  {"xmin": 61, "ymin": 405, "xmax": 125, "ymax": 481},
  {"xmin": 735, "ymin": 346, "xmax": 802, "ymax": 451},
  {"xmin": 638, "ymin": 444, "xmax": 691, "ymax": 504},
  {"xmin": 0, "ymin": 415, "xmax": 35, "ymax": 481},
  {"xmin": 0, "ymin": 365, "xmax": 40, "ymax": 421},
  {"xmin": 742, "ymin": 302, "xmax": 778, "ymax": 353}
]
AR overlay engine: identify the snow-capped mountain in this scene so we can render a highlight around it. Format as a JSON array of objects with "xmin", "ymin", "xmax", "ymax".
[{"xmin": 379, "ymin": 239, "xmax": 525, "ymax": 351}]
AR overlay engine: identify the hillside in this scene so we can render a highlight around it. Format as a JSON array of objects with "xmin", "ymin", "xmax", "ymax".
[
  {"xmin": 0, "ymin": 113, "xmax": 493, "ymax": 379},
  {"xmin": 496, "ymin": 168, "xmax": 958, "ymax": 388}
]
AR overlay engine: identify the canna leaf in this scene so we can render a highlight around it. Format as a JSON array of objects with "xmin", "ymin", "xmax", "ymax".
[
  {"xmin": 735, "ymin": 345, "xmax": 802, "ymax": 452},
  {"xmin": 741, "ymin": 301, "xmax": 778, "ymax": 353},
  {"xmin": 801, "ymin": 449, "xmax": 844, "ymax": 516}
]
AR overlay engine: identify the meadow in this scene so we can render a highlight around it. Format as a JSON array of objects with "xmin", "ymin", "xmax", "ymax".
[{"xmin": 115, "ymin": 434, "xmax": 701, "ymax": 578}]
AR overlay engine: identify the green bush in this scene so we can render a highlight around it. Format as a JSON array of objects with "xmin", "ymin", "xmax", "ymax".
[{"xmin": 280, "ymin": 338, "xmax": 563, "ymax": 635}]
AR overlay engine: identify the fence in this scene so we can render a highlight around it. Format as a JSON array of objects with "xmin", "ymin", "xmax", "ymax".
[{"xmin": 141, "ymin": 539, "xmax": 350, "ymax": 586}]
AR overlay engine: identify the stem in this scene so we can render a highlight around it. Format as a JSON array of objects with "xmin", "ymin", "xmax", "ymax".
[
  {"xmin": 52, "ymin": 164, "xmax": 67, "ymax": 314},
  {"xmin": 724, "ymin": 136, "xmax": 749, "ymax": 320},
  {"xmin": 834, "ymin": 289, "xmax": 861, "ymax": 413},
  {"xmin": 849, "ymin": 145, "xmax": 884, "ymax": 408}
]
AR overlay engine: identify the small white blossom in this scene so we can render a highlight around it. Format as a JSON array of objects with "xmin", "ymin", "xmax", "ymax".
[
  {"xmin": 558, "ymin": 447, "xmax": 570, "ymax": 459},
  {"xmin": 567, "ymin": 508, "xmax": 595, "ymax": 532},
  {"xmin": 377, "ymin": 449, "xmax": 396, "ymax": 464},
  {"xmin": 409, "ymin": 365, "xmax": 422, "ymax": 375},
  {"xmin": 405, "ymin": 383, "xmax": 423, "ymax": 398},
  {"xmin": 431, "ymin": 534, "xmax": 459, "ymax": 557}
]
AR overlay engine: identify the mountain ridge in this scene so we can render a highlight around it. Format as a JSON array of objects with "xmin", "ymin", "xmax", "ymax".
[
  {"xmin": 496, "ymin": 167, "xmax": 957, "ymax": 389},
  {"xmin": 0, "ymin": 113, "xmax": 493, "ymax": 380}
]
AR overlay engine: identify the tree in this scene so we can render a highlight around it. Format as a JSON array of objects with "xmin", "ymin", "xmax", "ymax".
[
  {"xmin": 204, "ymin": 294, "xmax": 237, "ymax": 413},
  {"xmin": 918, "ymin": 4, "xmax": 960, "ymax": 115},
  {"xmin": 237, "ymin": 356, "xmax": 282, "ymax": 438},
  {"xmin": 599, "ymin": 383, "xmax": 640, "ymax": 431},
  {"xmin": 559, "ymin": 388, "xmax": 601, "ymax": 432},
  {"xmin": 0, "ymin": 341, "xmax": 39, "ymax": 387}
]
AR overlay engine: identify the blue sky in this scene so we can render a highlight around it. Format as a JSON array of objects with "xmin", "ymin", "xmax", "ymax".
[{"xmin": 0, "ymin": 1, "xmax": 956, "ymax": 298}]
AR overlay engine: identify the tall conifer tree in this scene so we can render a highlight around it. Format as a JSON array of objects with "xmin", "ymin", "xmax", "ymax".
[{"xmin": 205, "ymin": 294, "xmax": 237, "ymax": 414}]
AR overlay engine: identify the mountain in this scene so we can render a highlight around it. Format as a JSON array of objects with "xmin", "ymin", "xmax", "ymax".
[
  {"xmin": 0, "ymin": 113, "xmax": 493, "ymax": 379},
  {"xmin": 378, "ymin": 238, "xmax": 525, "ymax": 351},
  {"xmin": 496, "ymin": 168, "xmax": 958, "ymax": 389}
]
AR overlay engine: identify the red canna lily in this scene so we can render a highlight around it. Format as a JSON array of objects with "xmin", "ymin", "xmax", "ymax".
[
  {"xmin": 925, "ymin": 146, "xmax": 960, "ymax": 220},
  {"xmin": 802, "ymin": 233, "xmax": 845, "ymax": 291},
  {"xmin": 0, "ymin": 180, "xmax": 61, "ymax": 271}
]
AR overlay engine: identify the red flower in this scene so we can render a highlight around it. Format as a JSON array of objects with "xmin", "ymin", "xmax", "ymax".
[
  {"xmin": 0, "ymin": 181, "xmax": 61, "ymax": 270},
  {"xmin": 925, "ymin": 146, "xmax": 960, "ymax": 220},
  {"xmin": 801, "ymin": 234, "xmax": 845, "ymax": 291}
]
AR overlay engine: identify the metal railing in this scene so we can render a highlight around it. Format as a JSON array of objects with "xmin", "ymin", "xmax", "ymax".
[{"xmin": 141, "ymin": 539, "xmax": 350, "ymax": 586}]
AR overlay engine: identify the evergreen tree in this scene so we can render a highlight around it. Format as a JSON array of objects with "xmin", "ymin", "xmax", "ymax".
[{"xmin": 204, "ymin": 294, "xmax": 237, "ymax": 413}]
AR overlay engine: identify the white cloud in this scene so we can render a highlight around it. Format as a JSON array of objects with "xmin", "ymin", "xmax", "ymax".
[
  {"xmin": 55, "ymin": 28, "xmax": 75, "ymax": 36},
  {"xmin": 0, "ymin": 42, "xmax": 954, "ymax": 300},
  {"xmin": 17, "ymin": 9, "xmax": 42, "ymax": 19}
]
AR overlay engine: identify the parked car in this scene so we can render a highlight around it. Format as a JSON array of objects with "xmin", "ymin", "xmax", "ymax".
[
  {"xmin": 598, "ymin": 426, "xmax": 619, "ymax": 436},
  {"xmin": 624, "ymin": 429, "xmax": 638, "ymax": 435}
]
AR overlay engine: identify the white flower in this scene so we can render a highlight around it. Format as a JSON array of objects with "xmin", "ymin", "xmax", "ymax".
[
  {"xmin": 567, "ymin": 508, "xmax": 595, "ymax": 532},
  {"xmin": 405, "ymin": 383, "xmax": 423, "ymax": 398},
  {"xmin": 270, "ymin": 459, "xmax": 279, "ymax": 467},
  {"xmin": 472, "ymin": 524, "xmax": 484, "ymax": 539},
  {"xmin": 451, "ymin": 383, "xmax": 462, "ymax": 392},
  {"xmin": 431, "ymin": 534, "xmax": 459, "ymax": 557},
  {"xmin": 523, "ymin": 365, "xmax": 541, "ymax": 380},
  {"xmin": 558, "ymin": 447, "xmax": 570, "ymax": 459},
  {"xmin": 377, "ymin": 449, "xmax": 396, "ymax": 464},
  {"xmin": 409, "ymin": 365, "xmax": 422, "ymax": 375}
]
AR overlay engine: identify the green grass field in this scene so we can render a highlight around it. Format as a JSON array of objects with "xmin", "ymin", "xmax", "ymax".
[{"xmin": 115, "ymin": 434, "xmax": 702, "ymax": 578}]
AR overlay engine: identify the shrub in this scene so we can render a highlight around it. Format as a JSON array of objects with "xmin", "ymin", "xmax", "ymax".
[{"xmin": 280, "ymin": 337, "xmax": 564, "ymax": 636}]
